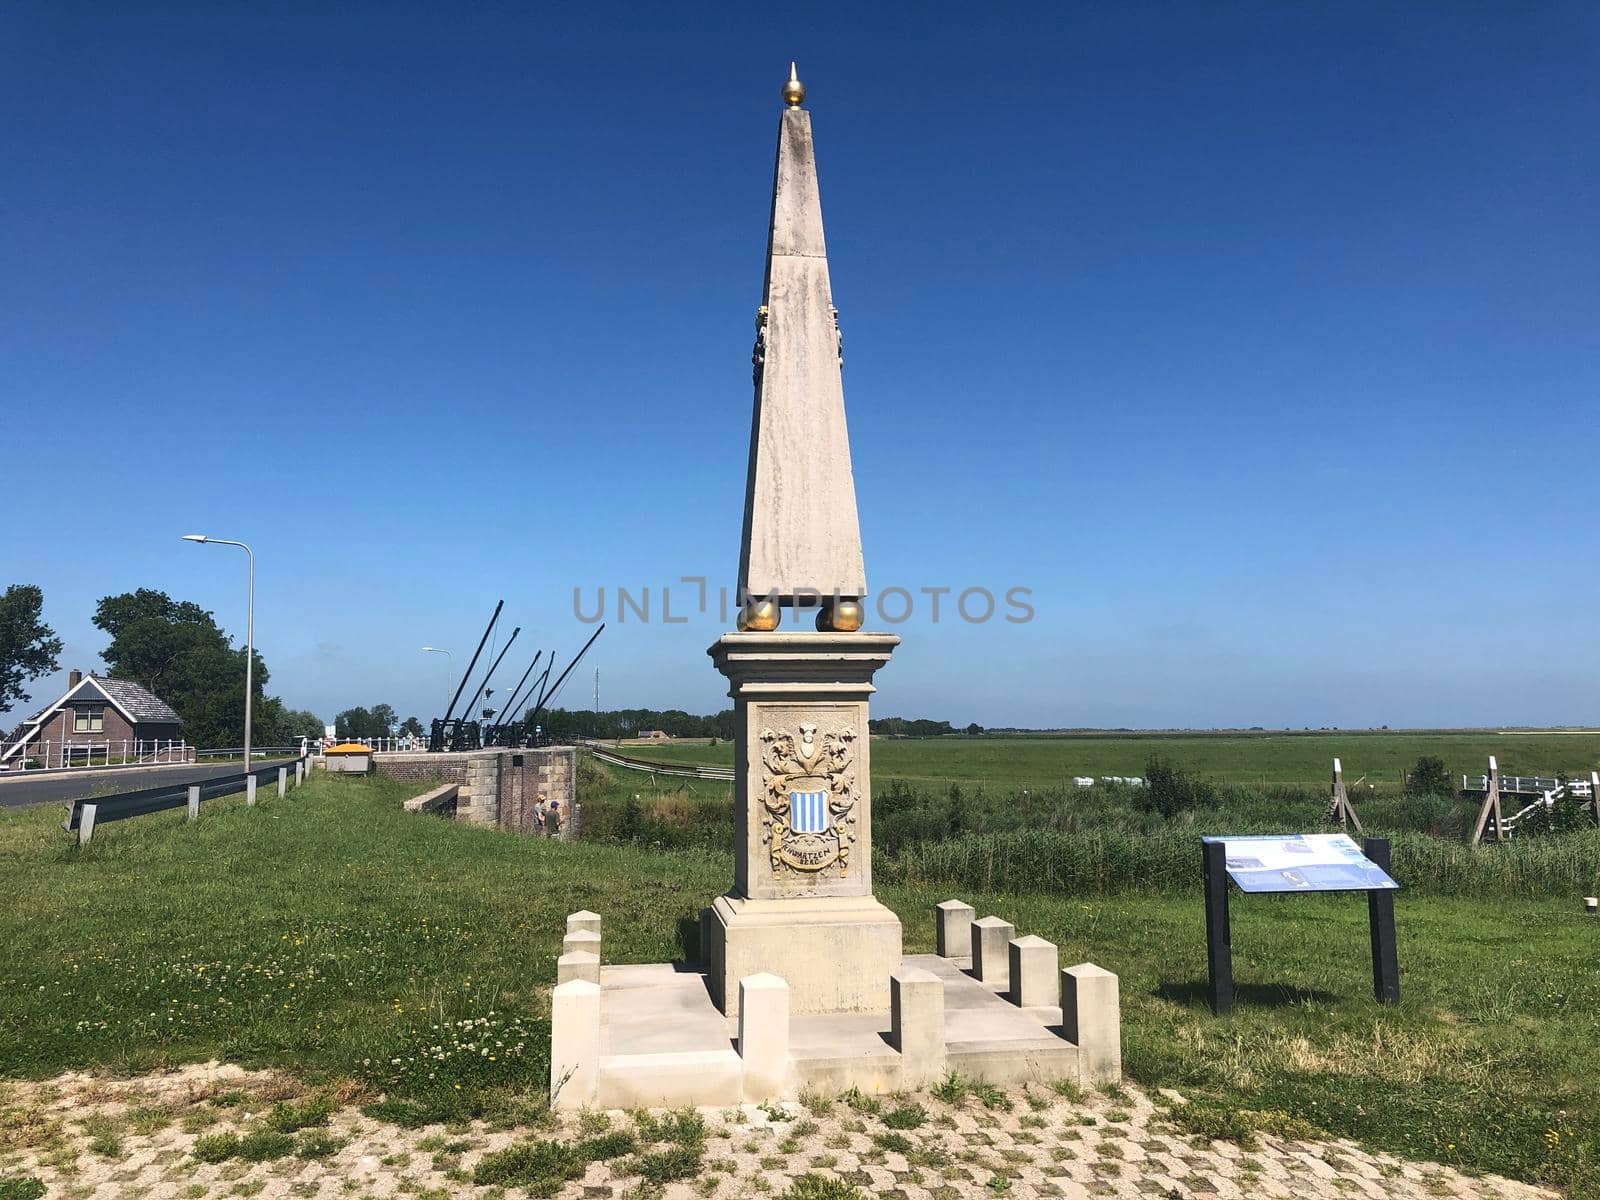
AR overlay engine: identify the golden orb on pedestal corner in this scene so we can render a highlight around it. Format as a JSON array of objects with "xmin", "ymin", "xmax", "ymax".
[
  {"xmin": 817, "ymin": 599, "xmax": 864, "ymax": 632},
  {"xmin": 739, "ymin": 598, "xmax": 781, "ymax": 632},
  {"xmin": 781, "ymin": 62, "xmax": 806, "ymax": 108}
]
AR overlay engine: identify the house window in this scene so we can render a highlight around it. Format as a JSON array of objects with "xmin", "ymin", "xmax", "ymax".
[{"xmin": 73, "ymin": 706, "xmax": 105, "ymax": 734}]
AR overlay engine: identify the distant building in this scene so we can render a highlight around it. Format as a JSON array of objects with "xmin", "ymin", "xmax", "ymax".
[
  {"xmin": 636, "ymin": 730, "xmax": 670, "ymax": 741},
  {"xmin": 1, "ymin": 670, "xmax": 182, "ymax": 766}
]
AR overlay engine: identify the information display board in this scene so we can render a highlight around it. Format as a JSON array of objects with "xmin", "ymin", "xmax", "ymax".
[
  {"xmin": 1201, "ymin": 833, "xmax": 1398, "ymax": 894},
  {"xmin": 1199, "ymin": 835, "xmax": 1401, "ymax": 1013}
]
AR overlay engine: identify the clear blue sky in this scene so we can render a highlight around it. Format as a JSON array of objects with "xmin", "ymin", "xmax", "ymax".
[{"xmin": 3, "ymin": 3, "xmax": 1596, "ymax": 730}]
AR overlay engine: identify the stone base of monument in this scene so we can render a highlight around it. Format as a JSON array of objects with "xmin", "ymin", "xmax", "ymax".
[
  {"xmin": 549, "ymin": 903, "xmax": 1122, "ymax": 1110},
  {"xmin": 700, "ymin": 893, "xmax": 904, "ymax": 1018}
]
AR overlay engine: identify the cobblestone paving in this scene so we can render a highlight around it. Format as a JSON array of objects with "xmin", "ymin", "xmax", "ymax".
[{"xmin": 0, "ymin": 1063, "xmax": 1557, "ymax": 1200}]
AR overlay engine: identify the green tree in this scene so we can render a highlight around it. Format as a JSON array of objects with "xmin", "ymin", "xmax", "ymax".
[
  {"xmin": 0, "ymin": 584, "xmax": 63, "ymax": 714},
  {"xmin": 335, "ymin": 707, "xmax": 374, "ymax": 740},
  {"xmin": 94, "ymin": 589, "xmax": 267, "ymax": 749},
  {"xmin": 1406, "ymin": 755, "xmax": 1453, "ymax": 798},
  {"xmin": 369, "ymin": 704, "xmax": 397, "ymax": 736},
  {"xmin": 272, "ymin": 708, "xmax": 325, "ymax": 743},
  {"xmin": 399, "ymin": 716, "xmax": 424, "ymax": 738}
]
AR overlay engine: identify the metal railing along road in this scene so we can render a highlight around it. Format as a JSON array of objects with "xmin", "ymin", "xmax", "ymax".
[
  {"xmin": 0, "ymin": 738, "xmax": 190, "ymax": 771},
  {"xmin": 63, "ymin": 754, "xmax": 309, "ymax": 844}
]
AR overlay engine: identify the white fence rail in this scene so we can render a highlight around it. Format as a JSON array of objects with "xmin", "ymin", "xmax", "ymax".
[
  {"xmin": 0, "ymin": 739, "xmax": 190, "ymax": 771},
  {"xmin": 1463, "ymin": 773, "xmax": 1594, "ymax": 798}
]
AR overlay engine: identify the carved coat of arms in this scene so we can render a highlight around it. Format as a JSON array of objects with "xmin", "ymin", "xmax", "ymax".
[{"xmin": 758, "ymin": 722, "xmax": 857, "ymax": 875}]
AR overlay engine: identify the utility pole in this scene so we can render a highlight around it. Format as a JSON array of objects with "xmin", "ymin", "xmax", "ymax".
[{"xmin": 594, "ymin": 667, "xmax": 600, "ymax": 714}]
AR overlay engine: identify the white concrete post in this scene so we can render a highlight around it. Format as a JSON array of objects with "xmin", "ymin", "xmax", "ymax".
[
  {"xmin": 935, "ymin": 899, "xmax": 975, "ymax": 958},
  {"xmin": 563, "ymin": 929, "xmax": 601, "ymax": 959},
  {"xmin": 277, "ymin": 767, "xmax": 287, "ymax": 798},
  {"xmin": 187, "ymin": 785, "xmax": 200, "ymax": 822},
  {"xmin": 1009, "ymin": 935, "xmax": 1059, "ymax": 1008},
  {"xmin": 890, "ymin": 967, "xmax": 946, "ymax": 1085},
  {"xmin": 737, "ymin": 973, "xmax": 790, "ymax": 1101},
  {"xmin": 549, "ymin": 979, "xmax": 601, "ymax": 1110},
  {"xmin": 557, "ymin": 951, "xmax": 601, "ymax": 986},
  {"xmin": 971, "ymin": 916, "xmax": 1014, "ymax": 987},
  {"xmin": 295, "ymin": 760, "xmax": 304, "ymax": 786},
  {"xmin": 566, "ymin": 910, "xmax": 602, "ymax": 937},
  {"xmin": 1062, "ymin": 963, "xmax": 1122, "ymax": 1083},
  {"xmin": 78, "ymin": 803, "xmax": 97, "ymax": 846},
  {"xmin": 246, "ymin": 775, "xmax": 257, "ymax": 806}
]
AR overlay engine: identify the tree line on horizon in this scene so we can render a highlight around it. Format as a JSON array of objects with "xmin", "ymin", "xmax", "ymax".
[{"xmin": 536, "ymin": 707, "xmax": 981, "ymax": 741}]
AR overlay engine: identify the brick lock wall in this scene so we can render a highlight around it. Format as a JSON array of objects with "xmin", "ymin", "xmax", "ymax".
[{"xmin": 373, "ymin": 747, "xmax": 576, "ymax": 836}]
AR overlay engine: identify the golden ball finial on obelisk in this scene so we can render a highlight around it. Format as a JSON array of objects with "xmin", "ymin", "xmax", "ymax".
[{"xmin": 781, "ymin": 61, "xmax": 805, "ymax": 107}]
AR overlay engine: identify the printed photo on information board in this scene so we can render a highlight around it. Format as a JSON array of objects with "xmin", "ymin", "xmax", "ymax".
[{"xmin": 1202, "ymin": 834, "xmax": 1399, "ymax": 893}]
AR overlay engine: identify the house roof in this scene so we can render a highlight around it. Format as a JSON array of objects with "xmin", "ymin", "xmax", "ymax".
[
  {"xmin": 1, "ymin": 674, "xmax": 181, "ymax": 761},
  {"xmin": 94, "ymin": 677, "xmax": 181, "ymax": 724}
]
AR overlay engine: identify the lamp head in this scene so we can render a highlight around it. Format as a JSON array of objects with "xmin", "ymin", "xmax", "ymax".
[{"xmin": 182, "ymin": 534, "xmax": 208, "ymax": 543}]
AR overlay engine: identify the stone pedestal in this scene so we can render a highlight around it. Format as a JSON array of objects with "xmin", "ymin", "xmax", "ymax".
[{"xmin": 703, "ymin": 631, "xmax": 902, "ymax": 1017}]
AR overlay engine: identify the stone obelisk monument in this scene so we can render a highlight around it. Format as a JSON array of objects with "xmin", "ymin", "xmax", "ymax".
[{"xmin": 702, "ymin": 65, "xmax": 903, "ymax": 1018}]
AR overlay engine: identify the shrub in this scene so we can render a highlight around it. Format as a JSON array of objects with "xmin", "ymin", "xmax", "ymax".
[
  {"xmin": 236, "ymin": 1129, "xmax": 296, "ymax": 1162},
  {"xmin": 841, "ymin": 1087, "xmax": 881, "ymax": 1116},
  {"xmin": 781, "ymin": 1177, "xmax": 865, "ymax": 1200},
  {"xmin": 187, "ymin": 1126, "xmax": 297, "ymax": 1163},
  {"xmin": 632, "ymin": 1107, "xmax": 706, "ymax": 1148},
  {"xmin": 1168, "ymin": 1101, "xmax": 1318, "ymax": 1148},
  {"xmin": 472, "ymin": 1140, "xmax": 583, "ymax": 1195},
  {"xmin": 1406, "ymin": 755, "xmax": 1452, "ymax": 798},
  {"xmin": 625, "ymin": 1144, "xmax": 704, "ymax": 1184},
  {"xmin": 576, "ymin": 1131, "xmax": 637, "ymax": 1162},
  {"xmin": 931, "ymin": 1072, "xmax": 971, "ymax": 1105},
  {"xmin": 191, "ymin": 1133, "xmax": 242, "ymax": 1163},
  {"xmin": 0, "ymin": 1178, "xmax": 46, "ymax": 1200},
  {"xmin": 881, "ymin": 1102, "xmax": 926, "ymax": 1129},
  {"xmin": 1143, "ymin": 756, "xmax": 1217, "ymax": 818},
  {"xmin": 264, "ymin": 1094, "xmax": 334, "ymax": 1133},
  {"xmin": 295, "ymin": 1131, "xmax": 348, "ymax": 1159}
]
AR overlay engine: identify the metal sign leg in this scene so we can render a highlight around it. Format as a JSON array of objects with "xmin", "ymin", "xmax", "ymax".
[
  {"xmin": 1364, "ymin": 837, "xmax": 1400, "ymax": 1005},
  {"xmin": 1203, "ymin": 841, "xmax": 1234, "ymax": 1015}
]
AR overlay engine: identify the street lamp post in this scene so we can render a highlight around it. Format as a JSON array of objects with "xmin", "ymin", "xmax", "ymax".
[
  {"xmin": 421, "ymin": 647, "xmax": 453, "ymax": 715},
  {"xmin": 182, "ymin": 534, "xmax": 254, "ymax": 766}
]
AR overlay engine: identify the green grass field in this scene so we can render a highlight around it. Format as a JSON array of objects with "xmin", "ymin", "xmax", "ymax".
[
  {"xmin": 608, "ymin": 729, "xmax": 1600, "ymax": 789},
  {"xmin": 3, "ymin": 772, "xmax": 1598, "ymax": 1195}
]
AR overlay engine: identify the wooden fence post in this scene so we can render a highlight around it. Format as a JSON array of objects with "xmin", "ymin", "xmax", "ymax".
[
  {"xmin": 1330, "ymin": 757, "xmax": 1362, "ymax": 831},
  {"xmin": 1471, "ymin": 756, "xmax": 1503, "ymax": 844}
]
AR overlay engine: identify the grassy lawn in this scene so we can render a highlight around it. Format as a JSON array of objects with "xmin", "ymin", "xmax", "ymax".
[
  {"xmin": 2, "ymin": 772, "xmax": 1597, "ymax": 1195},
  {"xmin": 612, "ymin": 729, "xmax": 1600, "ymax": 789}
]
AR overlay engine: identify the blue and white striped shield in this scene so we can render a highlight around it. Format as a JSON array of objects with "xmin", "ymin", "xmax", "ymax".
[{"xmin": 789, "ymin": 789, "xmax": 829, "ymax": 834}]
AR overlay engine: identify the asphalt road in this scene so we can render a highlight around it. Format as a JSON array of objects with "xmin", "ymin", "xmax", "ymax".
[{"xmin": 0, "ymin": 759, "xmax": 296, "ymax": 810}]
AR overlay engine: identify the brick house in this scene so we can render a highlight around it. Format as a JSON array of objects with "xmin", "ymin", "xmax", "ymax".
[{"xmin": 1, "ymin": 670, "xmax": 182, "ymax": 767}]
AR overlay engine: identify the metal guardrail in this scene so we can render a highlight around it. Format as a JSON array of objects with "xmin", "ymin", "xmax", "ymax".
[
  {"xmin": 584, "ymin": 745, "xmax": 735, "ymax": 781},
  {"xmin": 63, "ymin": 755, "xmax": 307, "ymax": 843},
  {"xmin": 195, "ymin": 745, "xmax": 308, "ymax": 759}
]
